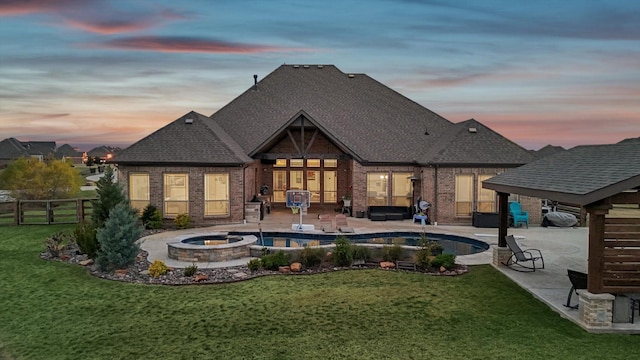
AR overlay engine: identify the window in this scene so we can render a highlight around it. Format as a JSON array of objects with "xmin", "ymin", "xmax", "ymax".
[
  {"xmin": 367, "ymin": 173, "xmax": 388, "ymax": 206},
  {"xmin": 290, "ymin": 159, "xmax": 303, "ymax": 167},
  {"xmin": 392, "ymin": 172, "xmax": 412, "ymax": 206},
  {"xmin": 204, "ymin": 174, "xmax": 229, "ymax": 216},
  {"xmin": 274, "ymin": 159, "xmax": 286, "ymax": 167},
  {"xmin": 323, "ymin": 171, "xmax": 336, "ymax": 203},
  {"xmin": 273, "ymin": 171, "xmax": 287, "ymax": 202},
  {"xmin": 477, "ymin": 175, "xmax": 496, "ymax": 212},
  {"xmin": 455, "ymin": 174, "xmax": 473, "ymax": 217},
  {"xmin": 307, "ymin": 170, "xmax": 320, "ymax": 203},
  {"xmin": 290, "ymin": 170, "xmax": 303, "ymax": 189},
  {"xmin": 307, "ymin": 159, "xmax": 320, "ymax": 167},
  {"xmin": 129, "ymin": 173, "xmax": 149, "ymax": 213},
  {"xmin": 164, "ymin": 174, "xmax": 188, "ymax": 217},
  {"xmin": 324, "ymin": 159, "xmax": 337, "ymax": 167}
]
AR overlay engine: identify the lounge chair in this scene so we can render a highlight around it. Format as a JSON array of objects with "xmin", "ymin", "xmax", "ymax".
[
  {"xmin": 564, "ymin": 269, "xmax": 588, "ymax": 309},
  {"xmin": 502, "ymin": 235, "xmax": 544, "ymax": 272},
  {"xmin": 319, "ymin": 214, "xmax": 336, "ymax": 233},
  {"xmin": 509, "ymin": 201, "xmax": 529, "ymax": 228},
  {"xmin": 335, "ymin": 214, "xmax": 354, "ymax": 233}
]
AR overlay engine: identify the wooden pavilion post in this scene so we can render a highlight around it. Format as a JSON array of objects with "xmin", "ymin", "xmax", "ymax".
[
  {"xmin": 585, "ymin": 204, "xmax": 610, "ymax": 293},
  {"xmin": 498, "ymin": 192, "xmax": 509, "ymax": 248}
]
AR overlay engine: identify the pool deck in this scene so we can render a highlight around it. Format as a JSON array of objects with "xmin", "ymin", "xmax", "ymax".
[{"xmin": 138, "ymin": 210, "xmax": 640, "ymax": 334}]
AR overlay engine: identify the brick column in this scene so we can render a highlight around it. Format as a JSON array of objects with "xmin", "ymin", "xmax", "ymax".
[
  {"xmin": 579, "ymin": 291, "xmax": 614, "ymax": 328},
  {"xmin": 493, "ymin": 246, "xmax": 512, "ymax": 267}
]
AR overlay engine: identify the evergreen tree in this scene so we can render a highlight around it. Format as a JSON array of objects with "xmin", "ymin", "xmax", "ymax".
[
  {"xmin": 91, "ymin": 166, "xmax": 127, "ymax": 228},
  {"xmin": 96, "ymin": 203, "xmax": 142, "ymax": 271}
]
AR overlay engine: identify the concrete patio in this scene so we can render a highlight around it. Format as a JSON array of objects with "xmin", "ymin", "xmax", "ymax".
[{"xmin": 139, "ymin": 210, "xmax": 640, "ymax": 334}]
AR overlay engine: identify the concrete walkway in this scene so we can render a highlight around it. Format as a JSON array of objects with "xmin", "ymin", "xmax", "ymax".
[{"xmin": 138, "ymin": 211, "xmax": 640, "ymax": 334}]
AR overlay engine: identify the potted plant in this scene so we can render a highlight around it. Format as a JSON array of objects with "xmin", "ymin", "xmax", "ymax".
[{"xmin": 342, "ymin": 186, "xmax": 352, "ymax": 207}]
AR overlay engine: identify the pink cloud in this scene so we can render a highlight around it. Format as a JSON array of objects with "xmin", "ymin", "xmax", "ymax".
[
  {"xmin": 0, "ymin": 0, "xmax": 90, "ymax": 16},
  {"xmin": 63, "ymin": 19, "xmax": 156, "ymax": 34},
  {"xmin": 92, "ymin": 36, "xmax": 310, "ymax": 54}
]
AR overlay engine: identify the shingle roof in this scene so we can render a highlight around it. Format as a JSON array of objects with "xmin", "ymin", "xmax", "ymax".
[
  {"xmin": 116, "ymin": 65, "xmax": 534, "ymax": 166},
  {"xmin": 20, "ymin": 141, "xmax": 56, "ymax": 156},
  {"xmin": 483, "ymin": 142, "xmax": 640, "ymax": 205},
  {"xmin": 0, "ymin": 138, "xmax": 30, "ymax": 159},
  {"xmin": 209, "ymin": 65, "xmax": 530, "ymax": 165},
  {"xmin": 114, "ymin": 111, "xmax": 253, "ymax": 165},
  {"xmin": 422, "ymin": 119, "xmax": 535, "ymax": 165},
  {"xmin": 55, "ymin": 144, "xmax": 81, "ymax": 158},
  {"xmin": 532, "ymin": 144, "xmax": 566, "ymax": 159}
]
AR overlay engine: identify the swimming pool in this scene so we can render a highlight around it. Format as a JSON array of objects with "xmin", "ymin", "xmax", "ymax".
[{"xmin": 231, "ymin": 231, "xmax": 488, "ymax": 256}]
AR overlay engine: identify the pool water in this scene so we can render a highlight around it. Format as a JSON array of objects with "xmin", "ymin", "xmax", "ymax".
[{"xmin": 231, "ymin": 231, "xmax": 488, "ymax": 256}]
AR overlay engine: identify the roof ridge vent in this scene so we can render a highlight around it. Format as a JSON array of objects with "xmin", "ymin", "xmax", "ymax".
[
  {"xmin": 468, "ymin": 127, "xmax": 477, "ymax": 133},
  {"xmin": 317, "ymin": 65, "xmax": 323, "ymax": 69},
  {"xmin": 293, "ymin": 65, "xmax": 299, "ymax": 68},
  {"xmin": 348, "ymin": 74, "xmax": 355, "ymax": 78},
  {"xmin": 303, "ymin": 65, "xmax": 309, "ymax": 69},
  {"xmin": 185, "ymin": 118, "xmax": 194, "ymax": 124}
]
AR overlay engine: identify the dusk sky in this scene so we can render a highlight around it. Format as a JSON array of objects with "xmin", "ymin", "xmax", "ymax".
[{"xmin": 1, "ymin": 0, "xmax": 639, "ymax": 151}]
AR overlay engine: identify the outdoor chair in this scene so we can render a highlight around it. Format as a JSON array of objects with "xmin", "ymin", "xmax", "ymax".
[
  {"xmin": 319, "ymin": 214, "xmax": 336, "ymax": 233},
  {"xmin": 335, "ymin": 214, "xmax": 354, "ymax": 233},
  {"xmin": 564, "ymin": 269, "xmax": 588, "ymax": 309},
  {"xmin": 509, "ymin": 201, "xmax": 529, "ymax": 228},
  {"xmin": 502, "ymin": 235, "xmax": 544, "ymax": 272}
]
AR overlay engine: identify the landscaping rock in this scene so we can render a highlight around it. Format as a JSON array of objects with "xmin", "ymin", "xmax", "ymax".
[
  {"xmin": 279, "ymin": 266, "xmax": 291, "ymax": 273},
  {"xmin": 79, "ymin": 259, "xmax": 94, "ymax": 266},
  {"xmin": 194, "ymin": 274, "xmax": 209, "ymax": 282},
  {"xmin": 290, "ymin": 262, "xmax": 302, "ymax": 272},
  {"xmin": 380, "ymin": 261, "xmax": 395, "ymax": 269}
]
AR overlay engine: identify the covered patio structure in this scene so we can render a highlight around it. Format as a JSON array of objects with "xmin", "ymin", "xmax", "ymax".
[{"xmin": 483, "ymin": 141, "xmax": 640, "ymax": 330}]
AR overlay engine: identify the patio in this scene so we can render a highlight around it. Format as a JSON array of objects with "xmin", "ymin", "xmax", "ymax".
[{"xmin": 139, "ymin": 210, "xmax": 640, "ymax": 334}]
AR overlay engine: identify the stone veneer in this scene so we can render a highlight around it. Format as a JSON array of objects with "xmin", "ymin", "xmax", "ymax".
[
  {"xmin": 167, "ymin": 234, "xmax": 257, "ymax": 262},
  {"xmin": 493, "ymin": 246, "xmax": 512, "ymax": 267},
  {"xmin": 579, "ymin": 291, "xmax": 615, "ymax": 328}
]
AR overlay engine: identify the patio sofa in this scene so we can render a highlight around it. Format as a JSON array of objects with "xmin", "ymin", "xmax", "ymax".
[{"xmin": 367, "ymin": 206, "xmax": 412, "ymax": 221}]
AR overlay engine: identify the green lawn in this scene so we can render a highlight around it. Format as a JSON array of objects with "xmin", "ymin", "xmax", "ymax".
[{"xmin": 1, "ymin": 225, "xmax": 638, "ymax": 359}]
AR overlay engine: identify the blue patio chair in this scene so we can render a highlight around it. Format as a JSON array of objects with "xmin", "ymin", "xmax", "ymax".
[{"xmin": 509, "ymin": 201, "xmax": 529, "ymax": 228}]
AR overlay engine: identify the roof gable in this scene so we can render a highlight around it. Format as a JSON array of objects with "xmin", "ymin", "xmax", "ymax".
[
  {"xmin": 0, "ymin": 138, "xmax": 29, "ymax": 159},
  {"xmin": 423, "ymin": 119, "xmax": 536, "ymax": 165},
  {"xmin": 210, "ymin": 65, "xmax": 455, "ymax": 164},
  {"xmin": 483, "ymin": 142, "xmax": 640, "ymax": 205},
  {"xmin": 114, "ymin": 111, "xmax": 252, "ymax": 165}
]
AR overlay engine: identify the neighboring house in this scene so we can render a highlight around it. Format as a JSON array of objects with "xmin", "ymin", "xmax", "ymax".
[
  {"xmin": 0, "ymin": 138, "xmax": 57, "ymax": 167},
  {"xmin": 0, "ymin": 138, "xmax": 31, "ymax": 167},
  {"xmin": 113, "ymin": 64, "xmax": 537, "ymax": 226},
  {"xmin": 85, "ymin": 146, "xmax": 120, "ymax": 163},
  {"xmin": 55, "ymin": 144, "xmax": 83, "ymax": 164},
  {"xmin": 531, "ymin": 144, "xmax": 566, "ymax": 159}
]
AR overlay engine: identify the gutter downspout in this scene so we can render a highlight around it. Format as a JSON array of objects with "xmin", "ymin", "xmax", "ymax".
[{"xmin": 434, "ymin": 165, "xmax": 438, "ymax": 224}]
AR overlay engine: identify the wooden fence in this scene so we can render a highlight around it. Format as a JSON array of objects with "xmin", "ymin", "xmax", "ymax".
[
  {"xmin": 0, "ymin": 199, "xmax": 95, "ymax": 226},
  {"xmin": 601, "ymin": 217, "xmax": 640, "ymax": 293}
]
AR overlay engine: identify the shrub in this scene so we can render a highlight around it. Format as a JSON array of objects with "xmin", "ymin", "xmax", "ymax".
[
  {"xmin": 183, "ymin": 263, "xmax": 198, "ymax": 277},
  {"xmin": 73, "ymin": 221, "xmax": 98, "ymax": 259},
  {"xmin": 385, "ymin": 244, "xmax": 403, "ymax": 262},
  {"xmin": 247, "ymin": 258, "xmax": 262, "ymax": 272},
  {"xmin": 260, "ymin": 251, "xmax": 290, "ymax": 271},
  {"xmin": 174, "ymin": 213, "xmax": 191, "ymax": 229},
  {"xmin": 141, "ymin": 205, "xmax": 163, "ymax": 229},
  {"xmin": 45, "ymin": 232, "xmax": 72, "ymax": 258},
  {"xmin": 95, "ymin": 203, "xmax": 142, "ymax": 271},
  {"xmin": 298, "ymin": 247, "xmax": 325, "ymax": 268},
  {"xmin": 91, "ymin": 166, "xmax": 127, "ymax": 229},
  {"xmin": 431, "ymin": 253, "xmax": 456, "ymax": 270},
  {"xmin": 414, "ymin": 247, "xmax": 431, "ymax": 271},
  {"xmin": 352, "ymin": 245, "xmax": 371, "ymax": 262},
  {"xmin": 149, "ymin": 260, "xmax": 168, "ymax": 277},
  {"xmin": 332, "ymin": 236, "xmax": 353, "ymax": 267}
]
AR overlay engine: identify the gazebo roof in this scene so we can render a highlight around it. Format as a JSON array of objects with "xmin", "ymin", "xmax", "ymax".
[{"xmin": 483, "ymin": 142, "xmax": 640, "ymax": 206}]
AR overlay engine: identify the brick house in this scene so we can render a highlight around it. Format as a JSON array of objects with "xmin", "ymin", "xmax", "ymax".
[{"xmin": 113, "ymin": 64, "xmax": 537, "ymax": 225}]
